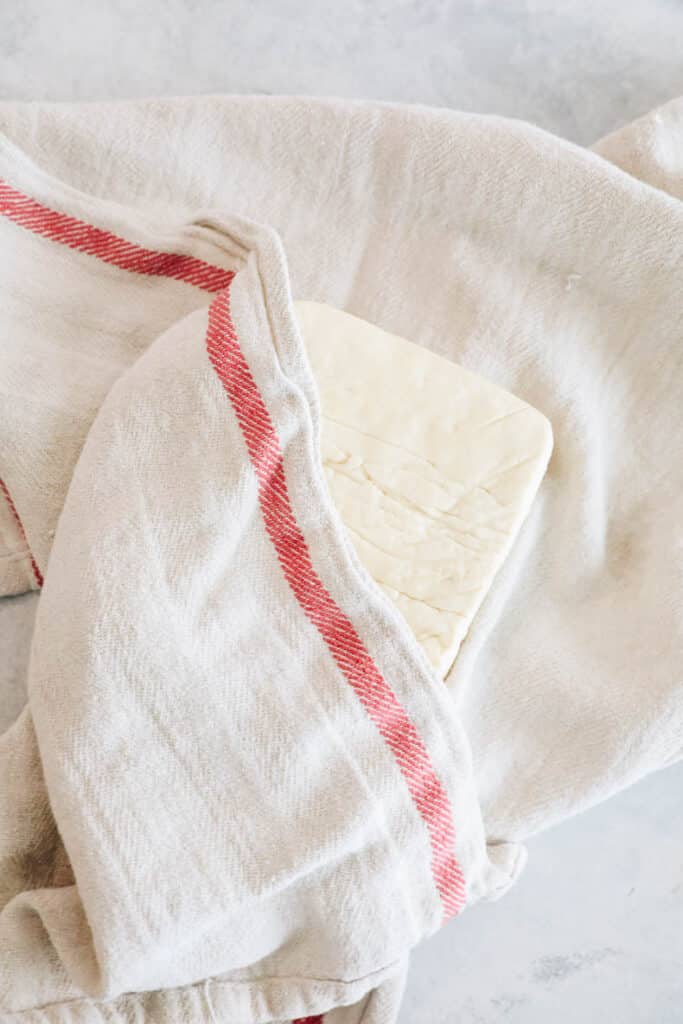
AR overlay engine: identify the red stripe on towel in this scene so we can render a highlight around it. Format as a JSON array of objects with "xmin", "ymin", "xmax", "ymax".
[
  {"xmin": 0, "ymin": 477, "xmax": 43, "ymax": 588},
  {"xmin": 0, "ymin": 179, "xmax": 466, "ymax": 916},
  {"xmin": 0, "ymin": 180, "xmax": 233, "ymax": 293},
  {"xmin": 206, "ymin": 286, "xmax": 466, "ymax": 919}
]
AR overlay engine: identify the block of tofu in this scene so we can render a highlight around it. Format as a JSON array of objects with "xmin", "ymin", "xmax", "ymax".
[{"xmin": 295, "ymin": 301, "xmax": 553, "ymax": 679}]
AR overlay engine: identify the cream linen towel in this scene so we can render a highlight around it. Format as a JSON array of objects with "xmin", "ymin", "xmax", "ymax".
[
  {"xmin": 2, "ymin": 91, "xmax": 681, "ymax": 837},
  {"xmin": 1, "ymin": 96, "xmax": 682, "ymax": 1021}
]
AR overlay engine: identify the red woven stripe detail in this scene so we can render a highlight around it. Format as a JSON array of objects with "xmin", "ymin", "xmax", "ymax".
[
  {"xmin": 0, "ymin": 477, "xmax": 43, "ymax": 588},
  {"xmin": 206, "ymin": 286, "xmax": 466, "ymax": 919},
  {"xmin": 0, "ymin": 175, "xmax": 466, "ymax": 916},
  {"xmin": 0, "ymin": 180, "xmax": 233, "ymax": 293}
]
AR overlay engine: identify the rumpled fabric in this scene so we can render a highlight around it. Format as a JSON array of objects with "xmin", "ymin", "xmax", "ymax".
[{"xmin": 0, "ymin": 95, "xmax": 682, "ymax": 1022}]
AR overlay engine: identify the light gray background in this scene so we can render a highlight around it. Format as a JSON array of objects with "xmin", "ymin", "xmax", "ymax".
[{"xmin": 1, "ymin": 2, "xmax": 682, "ymax": 1021}]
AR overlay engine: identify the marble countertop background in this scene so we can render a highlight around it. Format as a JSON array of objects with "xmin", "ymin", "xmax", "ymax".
[{"xmin": 1, "ymin": 2, "xmax": 682, "ymax": 1021}]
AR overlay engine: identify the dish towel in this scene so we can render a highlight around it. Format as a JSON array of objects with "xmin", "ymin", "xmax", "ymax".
[{"xmin": 1, "ymin": 94, "xmax": 682, "ymax": 1022}]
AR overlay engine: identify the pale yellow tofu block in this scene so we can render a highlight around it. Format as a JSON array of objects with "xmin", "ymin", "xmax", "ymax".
[{"xmin": 295, "ymin": 302, "xmax": 553, "ymax": 679}]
